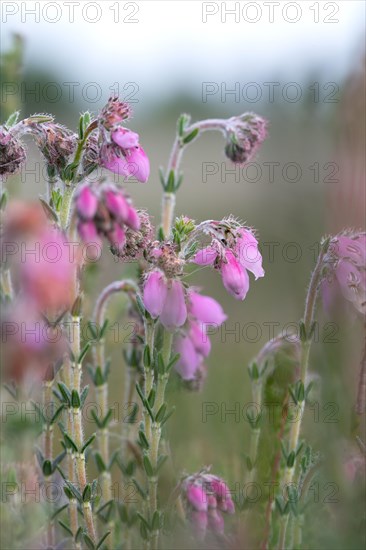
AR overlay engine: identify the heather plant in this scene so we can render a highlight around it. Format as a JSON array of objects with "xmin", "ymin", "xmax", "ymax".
[{"xmin": 0, "ymin": 99, "xmax": 365, "ymax": 550}]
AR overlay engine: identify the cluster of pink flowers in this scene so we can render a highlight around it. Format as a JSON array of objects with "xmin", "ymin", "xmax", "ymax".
[
  {"xmin": 75, "ymin": 183, "xmax": 142, "ymax": 255},
  {"xmin": 174, "ymin": 291, "xmax": 227, "ymax": 386},
  {"xmin": 193, "ymin": 221, "xmax": 264, "ymax": 300},
  {"xmin": 143, "ymin": 272, "xmax": 228, "ymax": 386},
  {"xmin": 322, "ymin": 232, "xmax": 366, "ymax": 315},
  {"xmin": 181, "ymin": 470, "xmax": 235, "ymax": 538},
  {"xmin": 99, "ymin": 97, "xmax": 150, "ymax": 182}
]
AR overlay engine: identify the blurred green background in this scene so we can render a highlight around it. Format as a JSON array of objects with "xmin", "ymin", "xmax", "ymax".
[{"xmin": 1, "ymin": 2, "xmax": 365, "ymax": 548}]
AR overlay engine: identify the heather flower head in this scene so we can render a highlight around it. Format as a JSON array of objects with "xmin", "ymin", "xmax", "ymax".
[
  {"xmin": 97, "ymin": 97, "xmax": 150, "ymax": 183},
  {"xmin": 192, "ymin": 217, "xmax": 264, "ymax": 300},
  {"xmin": 74, "ymin": 182, "xmax": 142, "ymax": 257},
  {"xmin": 322, "ymin": 231, "xmax": 366, "ymax": 315},
  {"xmin": 181, "ymin": 469, "xmax": 235, "ymax": 539},
  {"xmin": 0, "ymin": 125, "xmax": 26, "ymax": 178},
  {"xmin": 224, "ymin": 113, "xmax": 268, "ymax": 164}
]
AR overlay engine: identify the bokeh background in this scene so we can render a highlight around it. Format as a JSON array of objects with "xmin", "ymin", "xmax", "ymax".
[{"xmin": 1, "ymin": 1, "xmax": 365, "ymax": 548}]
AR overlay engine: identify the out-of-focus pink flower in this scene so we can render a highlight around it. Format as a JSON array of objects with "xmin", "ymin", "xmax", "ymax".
[
  {"xmin": 189, "ymin": 321, "xmax": 211, "ymax": 357},
  {"xmin": 191, "ymin": 511, "xmax": 208, "ymax": 538},
  {"xmin": 107, "ymin": 224, "xmax": 126, "ymax": 250},
  {"xmin": 187, "ymin": 484, "xmax": 208, "ymax": 512},
  {"xmin": 208, "ymin": 510, "xmax": 225, "ymax": 534},
  {"xmin": 221, "ymin": 250, "xmax": 249, "ymax": 300},
  {"xmin": 160, "ymin": 279, "xmax": 187, "ymax": 330},
  {"xmin": 322, "ymin": 233, "xmax": 366, "ymax": 315},
  {"xmin": 174, "ymin": 334, "xmax": 201, "ymax": 380},
  {"xmin": 75, "ymin": 185, "xmax": 98, "ymax": 220},
  {"xmin": 143, "ymin": 270, "xmax": 168, "ymax": 319},
  {"xmin": 74, "ymin": 183, "xmax": 143, "ymax": 259},
  {"xmin": 2, "ymin": 299, "xmax": 67, "ymax": 383},
  {"xmin": 104, "ymin": 188, "xmax": 129, "ymax": 221},
  {"xmin": 77, "ymin": 220, "xmax": 101, "ymax": 246},
  {"xmin": 126, "ymin": 206, "xmax": 141, "ymax": 231},
  {"xmin": 181, "ymin": 470, "xmax": 235, "ymax": 539},
  {"xmin": 20, "ymin": 229, "xmax": 78, "ymax": 311}
]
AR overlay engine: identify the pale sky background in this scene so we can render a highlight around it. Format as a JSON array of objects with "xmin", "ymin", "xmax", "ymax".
[{"xmin": 1, "ymin": 1, "xmax": 365, "ymax": 108}]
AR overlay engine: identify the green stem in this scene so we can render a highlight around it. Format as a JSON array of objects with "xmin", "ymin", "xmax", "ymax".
[
  {"xmin": 162, "ymin": 118, "xmax": 228, "ymax": 238},
  {"xmin": 59, "ymin": 185, "xmax": 75, "ymax": 230},
  {"xmin": 43, "ymin": 381, "xmax": 55, "ymax": 548},
  {"xmin": 278, "ymin": 240, "xmax": 329, "ymax": 549}
]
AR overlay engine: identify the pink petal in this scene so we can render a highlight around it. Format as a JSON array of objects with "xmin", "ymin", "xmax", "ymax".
[
  {"xmin": 189, "ymin": 291, "xmax": 227, "ymax": 325},
  {"xmin": 143, "ymin": 270, "xmax": 168, "ymax": 319},
  {"xmin": 221, "ymin": 251, "xmax": 249, "ymax": 300},
  {"xmin": 112, "ymin": 128, "xmax": 140, "ymax": 149},
  {"xmin": 160, "ymin": 280, "xmax": 187, "ymax": 330},
  {"xmin": 192, "ymin": 246, "xmax": 218, "ymax": 266}
]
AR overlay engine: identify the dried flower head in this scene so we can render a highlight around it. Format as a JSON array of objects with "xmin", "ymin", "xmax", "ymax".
[
  {"xmin": 28, "ymin": 121, "xmax": 77, "ymax": 171},
  {"xmin": 111, "ymin": 209, "xmax": 154, "ymax": 260}
]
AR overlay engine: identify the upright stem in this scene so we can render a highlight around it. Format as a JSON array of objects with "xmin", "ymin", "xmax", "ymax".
[
  {"xmin": 43, "ymin": 381, "xmax": 55, "ymax": 548},
  {"xmin": 93, "ymin": 280, "xmax": 139, "ymax": 494},
  {"xmin": 278, "ymin": 241, "xmax": 328, "ymax": 549},
  {"xmin": 71, "ymin": 315, "xmax": 97, "ymax": 544},
  {"xmin": 149, "ymin": 330, "xmax": 173, "ymax": 550}
]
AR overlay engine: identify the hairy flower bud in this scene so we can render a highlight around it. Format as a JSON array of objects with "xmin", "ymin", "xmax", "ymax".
[{"xmin": 224, "ymin": 113, "xmax": 268, "ymax": 164}]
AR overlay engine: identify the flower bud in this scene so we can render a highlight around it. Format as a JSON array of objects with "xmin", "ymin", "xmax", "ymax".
[{"xmin": 225, "ymin": 113, "xmax": 268, "ymax": 165}]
